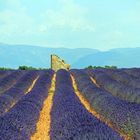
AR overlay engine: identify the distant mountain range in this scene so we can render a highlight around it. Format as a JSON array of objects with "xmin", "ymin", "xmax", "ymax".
[{"xmin": 0, "ymin": 43, "xmax": 140, "ymax": 68}]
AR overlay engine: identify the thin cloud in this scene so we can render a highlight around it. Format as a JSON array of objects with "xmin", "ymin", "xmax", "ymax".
[{"xmin": 40, "ymin": 0, "xmax": 95, "ymax": 32}]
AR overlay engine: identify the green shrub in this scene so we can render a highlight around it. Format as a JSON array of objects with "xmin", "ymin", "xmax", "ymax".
[
  {"xmin": 85, "ymin": 65, "xmax": 117, "ymax": 69},
  {"xmin": 18, "ymin": 66, "xmax": 48, "ymax": 70},
  {"xmin": 0, "ymin": 67, "xmax": 14, "ymax": 70},
  {"xmin": 18, "ymin": 66, "xmax": 37, "ymax": 70}
]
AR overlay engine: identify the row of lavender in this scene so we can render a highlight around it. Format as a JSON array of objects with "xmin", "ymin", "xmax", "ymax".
[
  {"xmin": 50, "ymin": 70, "xmax": 123, "ymax": 140},
  {"xmin": 0, "ymin": 70, "xmax": 25, "ymax": 94},
  {"xmin": 122, "ymin": 68, "xmax": 140, "ymax": 78},
  {"xmin": 71, "ymin": 69, "xmax": 140, "ymax": 139},
  {"xmin": 0, "ymin": 70, "xmax": 54, "ymax": 140},
  {"xmin": 0, "ymin": 70, "xmax": 13, "ymax": 79},
  {"xmin": 100, "ymin": 68, "xmax": 140, "ymax": 88},
  {"xmin": 86, "ymin": 69, "xmax": 140, "ymax": 104},
  {"xmin": 0, "ymin": 70, "xmax": 39, "ymax": 116}
]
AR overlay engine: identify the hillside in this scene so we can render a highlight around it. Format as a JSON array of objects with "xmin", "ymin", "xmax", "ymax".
[
  {"xmin": 0, "ymin": 43, "xmax": 98, "ymax": 68},
  {"xmin": 0, "ymin": 43, "xmax": 140, "ymax": 68},
  {"xmin": 73, "ymin": 48, "xmax": 140, "ymax": 68}
]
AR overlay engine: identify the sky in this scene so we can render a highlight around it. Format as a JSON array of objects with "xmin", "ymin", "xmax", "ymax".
[{"xmin": 0, "ymin": 0, "xmax": 140, "ymax": 50}]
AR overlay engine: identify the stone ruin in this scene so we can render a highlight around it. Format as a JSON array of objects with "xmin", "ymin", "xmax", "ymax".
[{"xmin": 51, "ymin": 54, "xmax": 70, "ymax": 71}]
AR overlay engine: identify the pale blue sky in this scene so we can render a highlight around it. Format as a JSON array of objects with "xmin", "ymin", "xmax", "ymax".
[{"xmin": 0, "ymin": 0, "xmax": 140, "ymax": 50}]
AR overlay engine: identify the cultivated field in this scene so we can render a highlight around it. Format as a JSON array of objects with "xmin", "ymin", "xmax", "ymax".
[{"xmin": 0, "ymin": 68, "xmax": 139, "ymax": 140}]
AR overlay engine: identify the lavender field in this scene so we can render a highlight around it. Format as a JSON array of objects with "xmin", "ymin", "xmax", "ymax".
[{"xmin": 0, "ymin": 68, "xmax": 139, "ymax": 140}]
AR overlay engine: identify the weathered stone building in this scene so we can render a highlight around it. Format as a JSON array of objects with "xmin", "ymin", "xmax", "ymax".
[{"xmin": 51, "ymin": 54, "xmax": 70, "ymax": 71}]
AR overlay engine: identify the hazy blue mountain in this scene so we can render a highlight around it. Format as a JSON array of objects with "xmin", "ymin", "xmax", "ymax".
[
  {"xmin": 0, "ymin": 44, "xmax": 140, "ymax": 68},
  {"xmin": 0, "ymin": 44, "xmax": 98, "ymax": 68},
  {"xmin": 73, "ymin": 48, "xmax": 140, "ymax": 68}
]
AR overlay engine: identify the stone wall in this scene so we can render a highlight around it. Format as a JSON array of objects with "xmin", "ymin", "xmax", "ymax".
[{"xmin": 51, "ymin": 54, "xmax": 70, "ymax": 71}]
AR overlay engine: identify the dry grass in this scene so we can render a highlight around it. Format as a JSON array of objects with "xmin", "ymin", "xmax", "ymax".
[
  {"xmin": 31, "ymin": 74, "xmax": 56, "ymax": 140},
  {"xmin": 90, "ymin": 77, "xmax": 100, "ymax": 88},
  {"xmin": 25, "ymin": 76, "xmax": 39, "ymax": 94}
]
